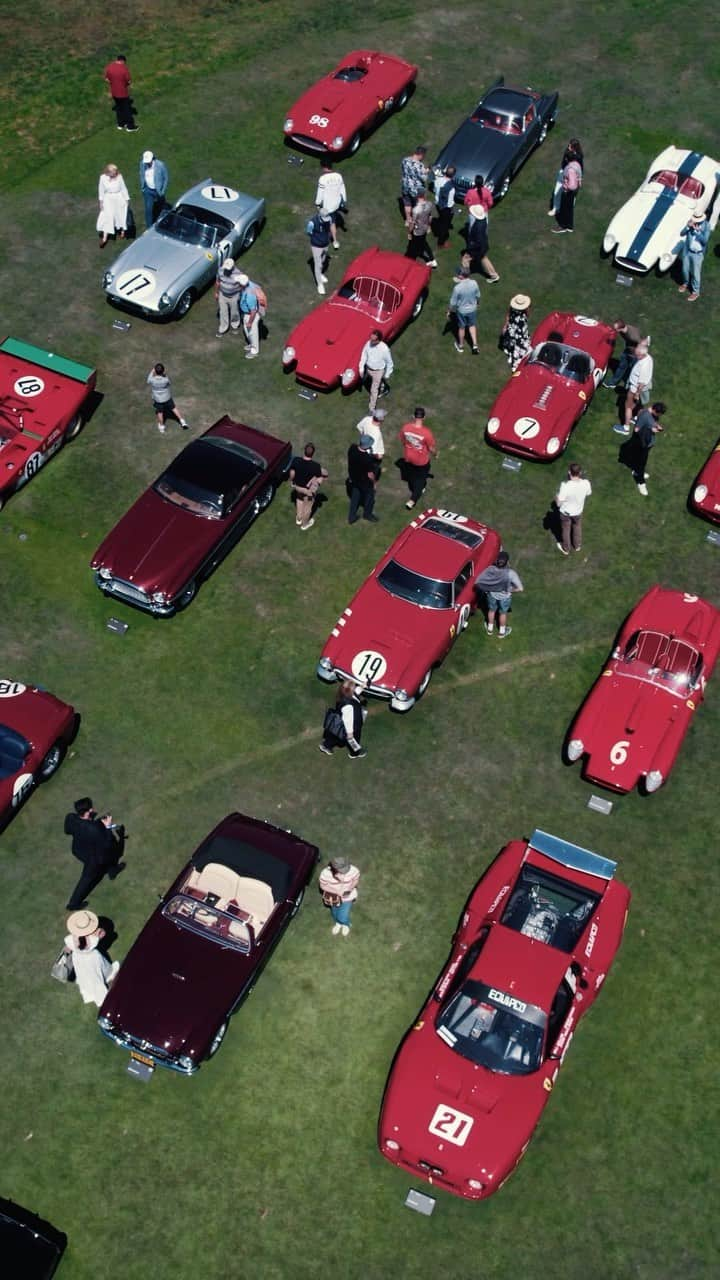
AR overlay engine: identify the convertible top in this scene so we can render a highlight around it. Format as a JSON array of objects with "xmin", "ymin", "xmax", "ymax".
[{"xmin": 192, "ymin": 833, "xmax": 294, "ymax": 900}]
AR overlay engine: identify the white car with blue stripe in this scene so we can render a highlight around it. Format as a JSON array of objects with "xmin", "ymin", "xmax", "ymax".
[{"xmin": 603, "ymin": 146, "xmax": 719, "ymax": 273}]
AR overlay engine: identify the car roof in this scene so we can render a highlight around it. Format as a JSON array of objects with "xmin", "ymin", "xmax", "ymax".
[
  {"xmin": 393, "ymin": 516, "xmax": 488, "ymax": 579},
  {"xmin": 472, "ymin": 923, "xmax": 568, "ymax": 1011},
  {"xmin": 166, "ymin": 437, "xmax": 262, "ymax": 496},
  {"xmin": 174, "ymin": 179, "xmax": 259, "ymax": 219},
  {"xmin": 483, "ymin": 86, "xmax": 535, "ymax": 114}
]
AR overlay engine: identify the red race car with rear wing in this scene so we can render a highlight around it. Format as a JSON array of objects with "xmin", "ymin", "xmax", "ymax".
[
  {"xmin": 486, "ymin": 312, "xmax": 615, "ymax": 460},
  {"xmin": 690, "ymin": 437, "xmax": 720, "ymax": 525},
  {"xmin": 0, "ymin": 678, "xmax": 77, "ymax": 829},
  {"xmin": 283, "ymin": 49, "xmax": 417, "ymax": 156},
  {"xmin": 282, "ymin": 248, "xmax": 429, "ymax": 393},
  {"xmin": 316, "ymin": 508, "xmax": 501, "ymax": 711},
  {"xmin": 378, "ymin": 829, "xmax": 630, "ymax": 1201},
  {"xmin": 0, "ymin": 337, "xmax": 96, "ymax": 510},
  {"xmin": 566, "ymin": 586, "xmax": 720, "ymax": 793}
]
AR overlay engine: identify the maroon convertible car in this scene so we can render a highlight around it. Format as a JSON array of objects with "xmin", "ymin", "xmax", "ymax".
[{"xmin": 98, "ymin": 813, "xmax": 319, "ymax": 1075}]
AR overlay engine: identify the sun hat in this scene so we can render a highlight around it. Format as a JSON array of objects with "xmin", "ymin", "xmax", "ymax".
[
  {"xmin": 67, "ymin": 909, "xmax": 99, "ymax": 937},
  {"xmin": 142, "ymin": 150, "xmax": 154, "ymax": 163},
  {"xmin": 359, "ymin": 434, "xmax": 374, "ymax": 448},
  {"xmin": 469, "ymin": 204, "xmax": 487, "ymax": 219},
  {"xmin": 222, "ymin": 258, "xmax": 235, "ymax": 272},
  {"xmin": 330, "ymin": 856, "xmax": 351, "ymax": 873},
  {"xmin": 510, "ymin": 294, "xmax": 531, "ymax": 311}
]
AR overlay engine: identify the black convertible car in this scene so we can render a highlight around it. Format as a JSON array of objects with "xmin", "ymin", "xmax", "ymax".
[{"xmin": 433, "ymin": 78, "xmax": 559, "ymax": 203}]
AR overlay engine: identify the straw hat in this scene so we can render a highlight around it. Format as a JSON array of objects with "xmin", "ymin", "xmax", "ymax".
[
  {"xmin": 67, "ymin": 909, "xmax": 99, "ymax": 937},
  {"xmin": 469, "ymin": 204, "xmax": 487, "ymax": 220},
  {"xmin": 510, "ymin": 294, "xmax": 531, "ymax": 311}
]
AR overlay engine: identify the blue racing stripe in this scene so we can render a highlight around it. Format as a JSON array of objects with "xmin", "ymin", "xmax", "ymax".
[{"xmin": 624, "ymin": 151, "xmax": 704, "ymax": 263}]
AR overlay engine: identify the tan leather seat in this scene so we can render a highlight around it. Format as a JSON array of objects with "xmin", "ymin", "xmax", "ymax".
[
  {"xmin": 186, "ymin": 862, "xmax": 241, "ymax": 906},
  {"xmin": 233, "ymin": 876, "xmax": 275, "ymax": 934}
]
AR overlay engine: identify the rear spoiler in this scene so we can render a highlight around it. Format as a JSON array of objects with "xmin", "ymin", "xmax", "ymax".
[{"xmin": 529, "ymin": 829, "xmax": 616, "ymax": 881}]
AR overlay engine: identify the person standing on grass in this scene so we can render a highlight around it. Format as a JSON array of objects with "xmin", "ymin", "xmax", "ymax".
[
  {"xmin": 147, "ymin": 363, "xmax": 188, "ymax": 433},
  {"xmin": 103, "ymin": 54, "xmax": 139, "ymax": 132},
  {"xmin": 406, "ymin": 189, "xmax": 438, "ymax": 267},
  {"xmin": 474, "ymin": 550, "xmax": 523, "ymax": 638},
  {"xmin": 631, "ymin": 402, "xmax": 666, "ymax": 497},
  {"xmin": 498, "ymin": 294, "xmax": 532, "ymax": 370},
  {"xmin": 289, "ymin": 442, "xmax": 327, "ymax": 532},
  {"xmin": 399, "ymin": 407, "xmax": 437, "ymax": 509},
  {"xmin": 555, "ymin": 462, "xmax": 592, "ymax": 555},
  {"xmin": 463, "ymin": 173, "xmax": 494, "ymax": 215},
  {"xmin": 614, "ymin": 341, "xmax": 654, "ymax": 435},
  {"xmin": 138, "ymin": 150, "xmax": 169, "ymax": 227},
  {"xmin": 214, "ymin": 258, "xmax": 244, "ymax": 336},
  {"xmin": 347, "ymin": 435, "xmax": 379, "ymax": 524},
  {"xmin": 359, "ymin": 330, "xmax": 394, "ymax": 412},
  {"xmin": 238, "ymin": 274, "xmax": 261, "ymax": 358},
  {"xmin": 315, "ymin": 159, "xmax": 346, "ymax": 250},
  {"xmin": 448, "ymin": 268, "xmax": 480, "ymax": 354},
  {"xmin": 64, "ymin": 911, "xmax": 120, "ymax": 1006},
  {"xmin": 548, "ymin": 138, "xmax": 583, "ymax": 216},
  {"xmin": 678, "ymin": 211, "xmax": 711, "ymax": 302},
  {"xmin": 307, "ymin": 210, "xmax": 332, "ymax": 295},
  {"xmin": 356, "ymin": 407, "xmax": 387, "ymax": 462},
  {"xmin": 603, "ymin": 319, "xmax": 645, "ymax": 389},
  {"xmin": 552, "ymin": 149, "xmax": 583, "ymax": 233},
  {"xmin": 433, "ymin": 164, "xmax": 456, "ymax": 248},
  {"xmin": 400, "ymin": 145, "xmax": 429, "ymax": 227},
  {"xmin": 64, "ymin": 798, "xmax": 125, "ymax": 911},
  {"xmin": 318, "ymin": 855, "xmax": 361, "ymax": 936},
  {"xmin": 466, "ymin": 205, "xmax": 500, "ymax": 282},
  {"xmin": 96, "ymin": 163, "xmax": 129, "ymax": 248},
  {"xmin": 319, "ymin": 683, "xmax": 368, "ymax": 761}
]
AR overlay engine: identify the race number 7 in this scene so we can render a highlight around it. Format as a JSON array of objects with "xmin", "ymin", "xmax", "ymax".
[{"xmin": 428, "ymin": 1104, "xmax": 474, "ymax": 1146}]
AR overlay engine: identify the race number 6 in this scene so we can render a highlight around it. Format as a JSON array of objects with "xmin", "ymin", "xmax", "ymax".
[{"xmin": 610, "ymin": 739, "xmax": 630, "ymax": 765}]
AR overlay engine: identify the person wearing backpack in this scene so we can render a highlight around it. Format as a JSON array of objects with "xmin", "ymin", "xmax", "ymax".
[
  {"xmin": 237, "ymin": 273, "xmax": 261, "ymax": 358},
  {"xmin": 553, "ymin": 151, "xmax": 583, "ymax": 233},
  {"xmin": 319, "ymin": 681, "xmax": 368, "ymax": 758},
  {"xmin": 307, "ymin": 211, "xmax": 332, "ymax": 294}
]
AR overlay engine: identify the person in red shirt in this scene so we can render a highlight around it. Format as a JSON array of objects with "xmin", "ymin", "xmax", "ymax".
[
  {"xmin": 398, "ymin": 406, "xmax": 437, "ymax": 509},
  {"xmin": 103, "ymin": 54, "xmax": 139, "ymax": 132},
  {"xmin": 463, "ymin": 172, "xmax": 494, "ymax": 213}
]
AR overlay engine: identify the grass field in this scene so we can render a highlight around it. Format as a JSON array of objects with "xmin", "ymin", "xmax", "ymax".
[{"xmin": 1, "ymin": 2, "xmax": 719, "ymax": 1277}]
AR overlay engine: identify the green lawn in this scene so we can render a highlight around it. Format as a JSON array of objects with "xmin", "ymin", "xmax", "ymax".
[{"xmin": 1, "ymin": 2, "xmax": 719, "ymax": 1277}]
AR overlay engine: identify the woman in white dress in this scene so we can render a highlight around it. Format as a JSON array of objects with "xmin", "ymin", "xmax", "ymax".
[
  {"xmin": 97, "ymin": 163, "xmax": 129, "ymax": 248},
  {"xmin": 64, "ymin": 909, "xmax": 120, "ymax": 1007}
]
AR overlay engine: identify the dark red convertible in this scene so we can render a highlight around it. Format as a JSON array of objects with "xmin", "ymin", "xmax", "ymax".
[
  {"xmin": 98, "ymin": 813, "xmax": 319, "ymax": 1075},
  {"xmin": 91, "ymin": 417, "xmax": 291, "ymax": 614}
]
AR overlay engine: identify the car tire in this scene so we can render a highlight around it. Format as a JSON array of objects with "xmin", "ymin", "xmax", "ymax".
[
  {"xmin": 64, "ymin": 412, "xmax": 84, "ymax": 442},
  {"xmin": 255, "ymin": 484, "xmax": 274, "ymax": 513},
  {"xmin": 36, "ymin": 739, "xmax": 66, "ymax": 782},
  {"xmin": 496, "ymin": 173, "xmax": 511, "ymax": 199},
  {"xmin": 175, "ymin": 580, "xmax": 197, "ymax": 610},
  {"xmin": 411, "ymin": 291, "xmax": 426, "ymax": 320},
  {"xmin": 395, "ymin": 87, "xmax": 410, "ymax": 111},
  {"xmin": 175, "ymin": 289, "xmax": 194, "ymax": 319},
  {"xmin": 347, "ymin": 132, "xmax": 361, "ymax": 156},
  {"xmin": 290, "ymin": 887, "xmax": 305, "ymax": 918},
  {"xmin": 241, "ymin": 222, "xmax": 258, "ymax": 252},
  {"xmin": 208, "ymin": 1020, "xmax": 228, "ymax": 1058},
  {"xmin": 417, "ymin": 668, "xmax": 433, "ymax": 699}
]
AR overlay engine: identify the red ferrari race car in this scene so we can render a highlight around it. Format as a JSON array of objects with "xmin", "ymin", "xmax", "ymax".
[
  {"xmin": 317, "ymin": 508, "xmax": 501, "ymax": 711},
  {"xmin": 0, "ymin": 678, "xmax": 77, "ymax": 830},
  {"xmin": 566, "ymin": 586, "xmax": 720, "ymax": 793},
  {"xmin": 689, "ymin": 437, "xmax": 720, "ymax": 525},
  {"xmin": 282, "ymin": 248, "xmax": 429, "ymax": 393},
  {"xmin": 0, "ymin": 337, "xmax": 96, "ymax": 511},
  {"xmin": 378, "ymin": 829, "xmax": 630, "ymax": 1201},
  {"xmin": 486, "ymin": 312, "xmax": 615, "ymax": 460},
  {"xmin": 283, "ymin": 50, "xmax": 417, "ymax": 156}
]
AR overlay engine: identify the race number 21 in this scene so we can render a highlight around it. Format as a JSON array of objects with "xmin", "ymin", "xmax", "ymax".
[{"xmin": 428, "ymin": 1104, "xmax": 474, "ymax": 1146}]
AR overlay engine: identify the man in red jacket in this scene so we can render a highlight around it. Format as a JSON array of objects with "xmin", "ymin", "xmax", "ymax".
[
  {"xmin": 398, "ymin": 406, "xmax": 437, "ymax": 509},
  {"xmin": 104, "ymin": 54, "xmax": 139, "ymax": 132}
]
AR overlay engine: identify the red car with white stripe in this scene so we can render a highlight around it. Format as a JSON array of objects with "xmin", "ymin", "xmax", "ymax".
[
  {"xmin": 566, "ymin": 586, "xmax": 720, "ymax": 793},
  {"xmin": 0, "ymin": 678, "xmax": 77, "ymax": 830},
  {"xmin": 378, "ymin": 829, "xmax": 630, "ymax": 1200},
  {"xmin": 486, "ymin": 312, "xmax": 615, "ymax": 460},
  {"xmin": 316, "ymin": 509, "xmax": 501, "ymax": 711}
]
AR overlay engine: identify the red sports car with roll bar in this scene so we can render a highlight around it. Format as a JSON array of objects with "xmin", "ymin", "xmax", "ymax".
[{"xmin": 283, "ymin": 49, "xmax": 417, "ymax": 156}]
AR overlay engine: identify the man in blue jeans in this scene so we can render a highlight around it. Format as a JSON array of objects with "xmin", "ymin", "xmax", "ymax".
[
  {"xmin": 138, "ymin": 150, "xmax": 169, "ymax": 227},
  {"xmin": 318, "ymin": 856, "xmax": 360, "ymax": 937},
  {"xmin": 678, "ymin": 211, "xmax": 711, "ymax": 302}
]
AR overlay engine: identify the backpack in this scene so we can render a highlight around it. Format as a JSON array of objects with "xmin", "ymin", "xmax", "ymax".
[
  {"xmin": 305, "ymin": 218, "xmax": 316, "ymax": 235},
  {"xmin": 323, "ymin": 705, "xmax": 347, "ymax": 741},
  {"xmin": 250, "ymin": 281, "xmax": 267, "ymax": 316}
]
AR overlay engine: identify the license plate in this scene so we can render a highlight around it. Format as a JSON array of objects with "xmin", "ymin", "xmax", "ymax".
[{"xmin": 130, "ymin": 1051, "xmax": 155, "ymax": 1067}]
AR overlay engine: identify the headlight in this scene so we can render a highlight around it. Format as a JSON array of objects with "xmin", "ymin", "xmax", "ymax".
[
  {"xmin": 487, "ymin": 417, "xmax": 500, "ymax": 435},
  {"xmin": 341, "ymin": 367, "xmax": 356, "ymax": 385},
  {"xmin": 319, "ymin": 656, "xmax": 333, "ymax": 672},
  {"xmin": 603, "ymin": 233, "xmax": 617, "ymax": 253},
  {"xmin": 178, "ymin": 1054, "xmax": 194, "ymax": 1072},
  {"xmin": 645, "ymin": 769, "xmax": 663, "ymax": 793},
  {"xmin": 98, "ymin": 1014, "xmax": 113, "ymax": 1031},
  {"xmin": 659, "ymin": 252, "xmax": 674, "ymax": 270},
  {"xmin": 546, "ymin": 436, "xmax": 561, "ymax": 455},
  {"xmin": 567, "ymin": 738, "xmax": 584, "ymax": 761},
  {"xmin": 103, "ymin": 270, "xmax": 114, "ymax": 287},
  {"xmin": 331, "ymin": 136, "xmax": 344, "ymax": 149},
  {"xmin": 467, "ymin": 1178, "xmax": 485, "ymax": 1191},
  {"xmin": 694, "ymin": 484, "xmax": 708, "ymax": 503},
  {"xmin": 284, "ymin": 117, "xmax": 294, "ymax": 131},
  {"xmin": 394, "ymin": 689, "xmax": 410, "ymax": 703},
  {"xmin": 151, "ymin": 590, "xmax": 168, "ymax": 604},
  {"xmin": 158, "ymin": 292, "xmax": 173, "ymax": 310},
  {"xmin": 98, "ymin": 567, "xmax": 112, "ymax": 581},
  {"xmin": 282, "ymin": 345, "xmax": 296, "ymax": 363},
  {"xmin": 383, "ymin": 1138, "xmax": 400, "ymax": 1152}
]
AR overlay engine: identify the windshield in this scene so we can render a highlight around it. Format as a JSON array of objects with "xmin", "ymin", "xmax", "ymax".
[
  {"xmin": 437, "ymin": 980, "xmax": 545, "ymax": 1075},
  {"xmin": 154, "ymin": 472, "xmax": 222, "ymax": 519},
  {"xmin": 334, "ymin": 65, "xmax": 368, "ymax": 82},
  {"xmin": 336, "ymin": 276, "xmax": 400, "ymax": 318},
  {"xmin": 530, "ymin": 342, "xmax": 592, "ymax": 384},
  {"xmin": 501, "ymin": 865, "xmax": 599, "ymax": 952},
  {"xmin": 472, "ymin": 106, "xmax": 522, "ymax": 134},
  {"xmin": 156, "ymin": 210, "xmax": 218, "ymax": 248},
  {"xmin": 377, "ymin": 559, "xmax": 452, "ymax": 609},
  {"xmin": 622, "ymin": 630, "xmax": 702, "ymax": 689},
  {"xmin": 163, "ymin": 894, "xmax": 251, "ymax": 952}
]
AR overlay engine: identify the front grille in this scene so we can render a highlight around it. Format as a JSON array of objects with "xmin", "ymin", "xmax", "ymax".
[
  {"xmin": 103, "ymin": 577, "xmax": 150, "ymax": 606},
  {"xmin": 418, "ymin": 1159, "xmax": 446, "ymax": 1176},
  {"xmin": 614, "ymin": 257, "xmax": 644, "ymax": 273},
  {"xmin": 290, "ymin": 133, "xmax": 328, "ymax": 152},
  {"xmin": 332, "ymin": 666, "xmax": 391, "ymax": 699},
  {"xmin": 123, "ymin": 1033, "xmax": 174, "ymax": 1063}
]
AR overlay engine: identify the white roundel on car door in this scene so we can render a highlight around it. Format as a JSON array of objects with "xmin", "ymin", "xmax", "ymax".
[
  {"xmin": 13, "ymin": 374, "xmax": 45, "ymax": 397},
  {"xmin": 0, "ymin": 679, "xmax": 26, "ymax": 697},
  {"xmin": 12, "ymin": 773, "xmax": 34, "ymax": 807},
  {"xmin": 514, "ymin": 417, "xmax": 540, "ymax": 439}
]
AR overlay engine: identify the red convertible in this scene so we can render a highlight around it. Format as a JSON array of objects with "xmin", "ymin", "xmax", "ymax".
[
  {"xmin": 690, "ymin": 437, "xmax": 720, "ymax": 525},
  {"xmin": 98, "ymin": 813, "xmax": 319, "ymax": 1075},
  {"xmin": 0, "ymin": 679, "xmax": 77, "ymax": 830},
  {"xmin": 317, "ymin": 508, "xmax": 501, "ymax": 711},
  {"xmin": 0, "ymin": 337, "xmax": 96, "ymax": 510},
  {"xmin": 567, "ymin": 586, "xmax": 720, "ymax": 793},
  {"xmin": 91, "ymin": 418, "xmax": 291, "ymax": 614},
  {"xmin": 379, "ymin": 829, "xmax": 630, "ymax": 1200},
  {"xmin": 486, "ymin": 312, "xmax": 615, "ymax": 460},
  {"xmin": 282, "ymin": 248, "xmax": 430, "ymax": 392},
  {"xmin": 283, "ymin": 49, "xmax": 417, "ymax": 156}
]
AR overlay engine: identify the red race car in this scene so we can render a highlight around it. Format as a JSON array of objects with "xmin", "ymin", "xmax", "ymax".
[
  {"xmin": 282, "ymin": 248, "xmax": 430, "ymax": 393},
  {"xmin": 0, "ymin": 678, "xmax": 77, "ymax": 829},
  {"xmin": 567, "ymin": 586, "xmax": 720, "ymax": 793},
  {"xmin": 317, "ymin": 508, "xmax": 501, "ymax": 711},
  {"xmin": 379, "ymin": 829, "xmax": 630, "ymax": 1201},
  {"xmin": 0, "ymin": 337, "xmax": 96, "ymax": 510},
  {"xmin": 486, "ymin": 312, "xmax": 615, "ymax": 460},
  {"xmin": 690, "ymin": 437, "xmax": 720, "ymax": 525},
  {"xmin": 283, "ymin": 49, "xmax": 417, "ymax": 156}
]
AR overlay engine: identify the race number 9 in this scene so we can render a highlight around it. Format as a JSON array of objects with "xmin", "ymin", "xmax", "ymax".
[
  {"xmin": 609, "ymin": 739, "xmax": 630, "ymax": 765},
  {"xmin": 351, "ymin": 650, "xmax": 387, "ymax": 683},
  {"xmin": 309, "ymin": 114, "xmax": 329, "ymax": 127},
  {"xmin": 428, "ymin": 1104, "xmax": 474, "ymax": 1147}
]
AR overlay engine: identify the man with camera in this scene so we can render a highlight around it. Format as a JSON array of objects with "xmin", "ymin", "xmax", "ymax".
[{"xmin": 64, "ymin": 797, "xmax": 125, "ymax": 910}]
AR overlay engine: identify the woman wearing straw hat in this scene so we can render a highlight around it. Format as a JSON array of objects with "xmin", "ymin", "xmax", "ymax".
[
  {"xmin": 499, "ymin": 294, "xmax": 532, "ymax": 370},
  {"xmin": 64, "ymin": 910, "xmax": 119, "ymax": 1007}
]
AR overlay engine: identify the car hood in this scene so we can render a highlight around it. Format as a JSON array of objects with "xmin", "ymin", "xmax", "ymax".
[
  {"xmin": 105, "ymin": 232, "xmax": 213, "ymax": 308},
  {"xmin": 435, "ymin": 119, "xmax": 515, "ymax": 188},
  {"xmin": 607, "ymin": 191, "xmax": 690, "ymax": 268},
  {"xmin": 692, "ymin": 448, "xmax": 720, "ymax": 523},
  {"xmin": 577, "ymin": 671, "xmax": 688, "ymax": 789},
  {"xmin": 289, "ymin": 83, "xmax": 366, "ymax": 141},
  {"xmin": 92, "ymin": 488, "xmax": 220, "ymax": 595},
  {"xmin": 323, "ymin": 579, "xmax": 447, "ymax": 689},
  {"xmin": 489, "ymin": 366, "xmax": 581, "ymax": 455},
  {"xmin": 289, "ymin": 304, "xmax": 376, "ymax": 386}
]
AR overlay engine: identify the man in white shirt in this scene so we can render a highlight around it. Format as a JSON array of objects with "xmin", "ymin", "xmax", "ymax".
[
  {"xmin": 616, "ymin": 342, "xmax": 653, "ymax": 434},
  {"xmin": 555, "ymin": 463, "xmax": 592, "ymax": 554},
  {"xmin": 358, "ymin": 330, "xmax": 394, "ymax": 411},
  {"xmin": 315, "ymin": 159, "xmax": 347, "ymax": 250},
  {"xmin": 355, "ymin": 407, "xmax": 386, "ymax": 459}
]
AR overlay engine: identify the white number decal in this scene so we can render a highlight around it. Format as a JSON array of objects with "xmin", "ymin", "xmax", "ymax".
[
  {"xmin": 610, "ymin": 739, "xmax": 630, "ymax": 765},
  {"xmin": 514, "ymin": 416, "xmax": 540, "ymax": 439},
  {"xmin": 573, "ymin": 315, "xmax": 598, "ymax": 327},
  {"xmin": 12, "ymin": 773, "xmax": 34, "ymax": 808},
  {"xmin": 0, "ymin": 680, "xmax": 26, "ymax": 698},
  {"xmin": 351, "ymin": 650, "xmax": 387, "ymax": 683},
  {"xmin": 16, "ymin": 452, "xmax": 45, "ymax": 488},
  {"xmin": 435, "ymin": 510, "xmax": 467, "ymax": 523},
  {"xmin": 201, "ymin": 185, "xmax": 239, "ymax": 202},
  {"xmin": 458, "ymin": 604, "xmax": 471, "ymax": 633},
  {"xmin": 428, "ymin": 1104, "xmax": 474, "ymax": 1147},
  {"xmin": 309, "ymin": 114, "xmax": 329, "ymax": 128},
  {"xmin": 14, "ymin": 375, "xmax": 44, "ymax": 397},
  {"xmin": 682, "ymin": 593, "xmax": 699, "ymax": 603},
  {"xmin": 117, "ymin": 269, "xmax": 155, "ymax": 300}
]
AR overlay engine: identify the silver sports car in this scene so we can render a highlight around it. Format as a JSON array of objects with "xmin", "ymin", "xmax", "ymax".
[{"xmin": 102, "ymin": 179, "xmax": 265, "ymax": 319}]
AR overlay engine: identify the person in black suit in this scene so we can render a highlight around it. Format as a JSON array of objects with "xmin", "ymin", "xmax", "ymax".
[{"xmin": 64, "ymin": 797, "xmax": 125, "ymax": 910}]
